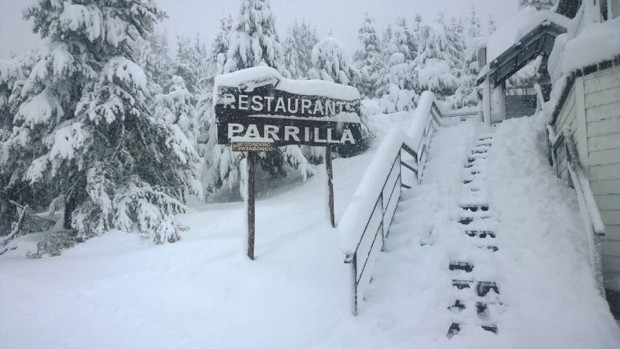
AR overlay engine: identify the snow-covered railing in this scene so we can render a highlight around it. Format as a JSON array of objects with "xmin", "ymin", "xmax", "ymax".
[
  {"xmin": 441, "ymin": 110, "xmax": 480, "ymax": 126},
  {"xmin": 339, "ymin": 91, "xmax": 442, "ymax": 315},
  {"xmin": 408, "ymin": 91, "xmax": 442, "ymax": 179},
  {"xmin": 547, "ymin": 126, "xmax": 605, "ymax": 294}
]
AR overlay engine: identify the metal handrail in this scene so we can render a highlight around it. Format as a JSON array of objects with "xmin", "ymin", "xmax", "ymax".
[
  {"xmin": 547, "ymin": 126, "xmax": 605, "ymax": 294},
  {"xmin": 344, "ymin": 144, "xmax": 418, "ymax": 315},
  {"xmin": 343, "ymin": 94, "xmax": 443, "ymax": 315}
]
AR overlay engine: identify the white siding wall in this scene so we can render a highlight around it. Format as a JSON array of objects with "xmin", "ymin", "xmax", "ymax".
[
  {"xmin": 553, "ymin": 83, "xmax": 578, "ymax": 181},
  {"xmin": 584, "ymin": 65, "xmax": 620, "ymax": 284},
  {"xmin": 553, "ymin": 65, "xmax": 620, "ymax": 288}
]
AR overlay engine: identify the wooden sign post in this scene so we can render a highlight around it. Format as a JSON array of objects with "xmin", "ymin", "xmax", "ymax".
[
  {"xmin": 214, "ymin": 67, "xmax": 362, "ymax": 260},
  {"xmin": 246, "ymin": 151, "xmax": 256, "ymax": 260},
  {"xmin": 326, "ymin": 146, "xmax": 335, "ymax": 228}
]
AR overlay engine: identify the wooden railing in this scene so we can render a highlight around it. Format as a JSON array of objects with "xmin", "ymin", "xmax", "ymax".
[
  {"xmin": 547, "ymin": 126, "xmax": 605, "ymax": 294},
  {"xmin": 338, "ymin": 92, "xmax": 442, "ymax": 315}
]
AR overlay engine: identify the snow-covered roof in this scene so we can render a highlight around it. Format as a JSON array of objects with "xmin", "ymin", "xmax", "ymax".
[
  {"xmin": 558, "ymin": 17, "xmax": 620, "ymax": 75},
  {"xmin": 547, "ymin": 17, "xmax": 620, "ymax": 124},
  {"xmin": 485, "ymin": 7, "xmax": 572, "ymax": 65}
]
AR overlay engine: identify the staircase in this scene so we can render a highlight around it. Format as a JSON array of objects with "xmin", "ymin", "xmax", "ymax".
[
  {"xmin": 447, "ymin": 133, "xmax": 503, "ymax": 338},
  {"xmin": 336, "ymin": 89, "xmax": 620, "ymax": 346}
]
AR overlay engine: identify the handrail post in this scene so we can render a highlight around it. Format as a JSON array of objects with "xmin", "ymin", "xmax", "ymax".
[{"xmin": 349, "ymin": 254, "xmax": 358, "ymax": 316}]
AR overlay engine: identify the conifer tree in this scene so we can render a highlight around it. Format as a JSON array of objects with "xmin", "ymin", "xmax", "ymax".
[
  {"xmin": 196, "ymin": 14, "xmax": 232, "ymax": 197},
  {"xmin": 205, "ymin": 0, "xmax": 311, "ymax": 198},
  {"xmin": 353, "ymin": 14, "xmax": 383, "ymax": 99},
  {"xmin": 308, "ymin": 38, "xmax": 359, "ymax": 85},
  {"xmin": 283, "ymin": 19, "xmax": 319, "ymax": 79},
  {"xmin": 309, "ymin": 38, "xmax": 372, "ymax": 157},
  {"xmin": 488, "ymin": 15, "xmax": 497, "ymax": 35},
  {"xmin": 174, "ymin": 35, "xmax": 209, "ymax": 94},
  {"xmin": 0, "ymin": 54, "xmax": 39, "ymax": 235},
  {"xmin": 154, "ymin": 75, "xmax": 199, "ymax": 144},
  {"xmin": 1, "ymin": 0, "xmax": 200, "ymax": 247},
  {"xmin": 414, "ymin": 13, "xmax": 462, "ymax": 98},
  {"xmin": 223, "ymin": 0, "xmax": 285, "ymax": 74},
  {"xmin": 451, "ymin": 8, "xmax": 482, "ymax": 108},
  {"xmin": 378, "ymin": 17, "xmax": 418, "ymax": 112}
]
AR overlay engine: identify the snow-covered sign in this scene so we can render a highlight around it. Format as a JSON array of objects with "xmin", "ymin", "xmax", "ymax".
[{"xmin": 214, "ymin": 66, "xmax": 362, "ymax": 148}]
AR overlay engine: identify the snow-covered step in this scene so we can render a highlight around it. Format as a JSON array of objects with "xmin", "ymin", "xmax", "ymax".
[
  {"xmin": 467, "ymin": 153, "xmax": 489, "ymax": 163},
  {"xmin": 449, "ymin": 261, "xmax": 474, "ymax": 273},
  {"xmin": 460, "ymin": 204, "xmax": 490, "ymax": 212},
  {"xmin": 464, "ymin": 230, "xmax": 496, "ymax": 239},
  {"xmin": 480, "ymin": 245, "xmax": 499, "ymax": 252},
  {"xmin": 457, "ymin": 216, "xmax": 493, "ymax": 225},
  {"xmin": 448, "ymin": 299, "xmax": 466, "ymax": 312},
  {"xmin": 445, "ymin": 130, "xmax": 502, "ymax": 340},
  {"xmin": 457, "ymin": 197, "xmax": 492, "ymax": 208}
]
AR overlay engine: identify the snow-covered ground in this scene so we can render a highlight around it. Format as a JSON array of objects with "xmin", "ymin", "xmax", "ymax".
[{"xmin": 2, "ymin": 114, "xmax": 619, "ymax": 349}]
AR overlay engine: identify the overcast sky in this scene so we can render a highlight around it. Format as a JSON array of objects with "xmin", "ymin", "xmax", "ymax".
[{"xmin": 0, "ymin": 0, "xmax": 518, "ymax": 59}]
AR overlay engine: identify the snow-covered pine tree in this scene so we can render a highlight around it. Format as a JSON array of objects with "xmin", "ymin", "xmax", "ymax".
[
  {"xmin": 309, "ymin": 38, "xmax": 372, "ymax": 157},
  {"xmin": 210, "ymin": 15, "xmax": 233, "ymax": 79},
  {"xmin": 378, "ymin": 17, "xmax": 417, "ymax": 112},
  {"xmin": 388, "ymin": 17, "xmax": 416, "ymax": 63},
  {"xmin": 353, "ymin": 13, "xmax": 383, "ymax": 99},
  {"xmin": 224, "ymin": 0, "xmax": 286, "ymax": 74},
  {"xmin": 205, "ymin": 0, "xmax": 311, "ymax": 199},
  {"xmin": 465, "ymin": 5, "xmax": 482, "ymax": 41},
  {"xmin": 450, "ymin": 8, "xmax": 482, "ymax": 108},
  {"xmin": 382, "ymin": 24, "xmax": 394, "ymax": 54},
  {"xmin": 519, "ymin": 0, "xmax": 556, "ymax": 10},
  {"xmin": 2, "ymin": 0, "xmax": 200, "ymax": 249},
  {"xmin": 414, "ymin": 13, "xmax": 462, "ymax": 99},
  {"xmin": 137, "ymin": 31, "xmax": 174, "ymax": 95},
  {"xmin": 283, "ymin": 19, "xmax": 319, "ymax": 79},
  {"xmin": 308, "ymin": 38, "xmax": 359, "ymax": 85},
  {"xmin": 174, "ymin": 35, "xmax": 209, "ymax": 94},
  {"xmin": 195, "ymin": 14, "xmax": 232, "ymax": 198},
  {"xmin": 153, "ymin": 75, "xmax": 199, "ymax": 145},
  {"xmin": 411, "ymin": 14, "xmax": 423, "ymax": 50},
  {"xmin": 0, "ymin": 59, "xmax": 25, "ymax": 139},
  {"xmin": 488, "ymin": 15, "xmax": 497, "ymax": 35},
  {"xmin": 0, "ymin": 55, "xmax": 39, "ymax": 235}
]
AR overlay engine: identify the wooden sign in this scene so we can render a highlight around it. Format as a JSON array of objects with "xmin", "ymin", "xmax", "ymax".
[
  {"xmin": 213, "ymin": 67, "xmax": 362, "ymax": 260},
  {"xmin": 214, "ymin": 67, "xmax": 363, "ymax": 147}
]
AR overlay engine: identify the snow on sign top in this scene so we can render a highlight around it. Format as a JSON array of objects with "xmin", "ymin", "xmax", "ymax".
[
  {"xmin": 214, "ymin": 67, "xmax": 363, "ymax": 147},
  {"xmin": 214, "ymin": 66, "xmax": 360, "ymax": 101}
]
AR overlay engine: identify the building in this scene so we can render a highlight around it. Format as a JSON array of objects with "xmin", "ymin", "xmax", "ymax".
[{"xmin": 477, "ymin": 0, "xmax": 620, "ymax": 316}]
